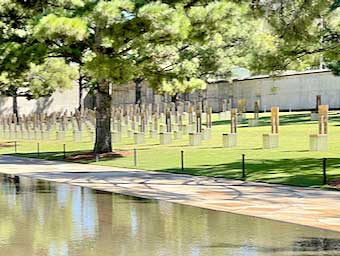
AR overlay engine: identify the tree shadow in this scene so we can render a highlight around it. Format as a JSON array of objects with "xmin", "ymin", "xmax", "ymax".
[
  {"xmin": 4, "ymin": 154, "xmax": 340, "ymax": 187},
  {"xmin": 328, "ymin": 112, "xmax": 340, "ymax": 122},
  {"xmin": 34, "ymin": 97, "xmax": 53, "ymax": 113},
  {"xmin": 212, "ymin": 113, "xmax": 314, "ymax": 127},
  {"xmin": 0, "ymin": 155, "xmax": 67, "ymax": 165},
  {"xmin": 5, "ymin": 149, "xmax": 129, "ymax": 164},
  {"xmin": 212, "ymin": 112, "xmax": 340, "ymax": 128},
  {"xmin": 0, "ymin": 97, "xmax": 12, "ymax": 115},
  {"xmin": 159, "ymin": 158, "xmax": 340, "ymax": 187},
  {"xmin": 278, "ymin": 113, "xmax": 313, "ymax": 125}
]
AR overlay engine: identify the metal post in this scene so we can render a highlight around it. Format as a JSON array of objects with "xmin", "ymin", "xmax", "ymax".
[
  {"xmin": 134, "ymin": 148, "xmax": 137, "ymax": 166},
  {"xmin": 37, "ymin": 143, "xmax": 40, "ymax": 157},
  {"xmin": 95, "ymin": 154, "xmax": 99, "ymax": 162},
  {"xmin": 242, "ymin": 154, "xmax": 246, "ymax": 179},
  {"xmin": 63, "ymin": 144, "xmax": 66, "ymax": 159},
  {"xmin": 181, "ymin": 150, "xmax": 184, "ymax": 171},
  {"xmin": 14, "ymin": 141, "xmax": 17, "ymax": 154},
  {"xmin": 323, "ymin": 158, "xmax": 327, "ymax": 185}
]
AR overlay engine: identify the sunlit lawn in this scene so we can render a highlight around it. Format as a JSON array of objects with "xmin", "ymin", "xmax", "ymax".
[{"xmin": 2, "ymin": 111, "xmax": 340, "ymax": 188}]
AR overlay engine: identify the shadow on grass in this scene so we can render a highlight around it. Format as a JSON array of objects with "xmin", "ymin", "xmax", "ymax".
[
  {"xmin": 212, "ymin": 112, "xmax": 340, "ymax": 128},
  {"xmin": 159, "ymin": 158, "xmax": 340, "ymax": 187},
  {"xmin": 328, "ymin": 112, "xmax": 340, "ymax": 121},
  {"xmin": 212, "ymin": 113, "xmax": 314, "ymax": 127},
  {"xmin": 5, "ymin": 149, "xmax": 129, "ymax": 164},
  {"xmin": 4, "ymin": 152, "xmax": 340, "ymax": 188}
]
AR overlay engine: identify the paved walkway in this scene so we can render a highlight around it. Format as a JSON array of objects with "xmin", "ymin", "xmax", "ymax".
[{"xmin": 1, "ymin": 155, "xmax": 340, "ymax": 232}]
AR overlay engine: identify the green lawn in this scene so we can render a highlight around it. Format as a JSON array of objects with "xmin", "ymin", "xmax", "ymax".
[{"xmin": 1, "ymin": 111, "xmax": 340, "ymax": 188}]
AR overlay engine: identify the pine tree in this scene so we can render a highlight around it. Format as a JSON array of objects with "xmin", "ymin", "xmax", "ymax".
[{"xmin": 1, "ymin": 0, "xmax": 260, "ymax": 153}]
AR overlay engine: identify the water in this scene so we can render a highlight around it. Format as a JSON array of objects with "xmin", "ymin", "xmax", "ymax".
[{"xmin": 0, "ymin": 175, "xmax": 340, "ymax": 256}]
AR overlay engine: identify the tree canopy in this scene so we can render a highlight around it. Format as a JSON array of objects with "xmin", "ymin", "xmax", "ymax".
[
  {"xmin": 0, "ymin": 0, "xmax": 265, "ymax": 152},
  {"xmin": 251, "ymin": 0, "xmax": 340, "ymax": 74}
]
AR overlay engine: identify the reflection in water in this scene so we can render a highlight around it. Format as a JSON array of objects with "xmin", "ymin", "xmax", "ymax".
[
  {"xmin": 294, "ymin": 237, "xmax": 340, "ymax": 252},
  {"xmin": 0, "ymin": 175, "xmax": 339, "ymax": 256}
]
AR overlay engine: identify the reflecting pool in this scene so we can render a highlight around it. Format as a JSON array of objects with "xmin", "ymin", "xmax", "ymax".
[{"xmin": 0, "ymin": 175, "xmax": 340, "ymax": 256}]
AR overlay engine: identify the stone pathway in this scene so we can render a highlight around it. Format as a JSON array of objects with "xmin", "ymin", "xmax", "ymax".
[{"xmin": 1, "ymin": 155, "xmax": 340, "ymax": 232}]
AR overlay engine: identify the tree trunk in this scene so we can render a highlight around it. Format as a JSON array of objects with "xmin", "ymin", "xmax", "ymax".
[
  {"xmin": 78, "ymin": 71, "xmax": 84, "ymax": 113},
  {"xmin": 135, "ymin": 78, "xmax": 143, "ymax": 104},
  {"xmin": 12, "ymin": 93, "xmax": 19, "ymax": 123},
  {"xmin": 94, "ymin": 81, "xmax": 112, "ymax": 153},
  {"xmin": 171, "ymin": 93, "xmax": 178, "ymax": 103}
]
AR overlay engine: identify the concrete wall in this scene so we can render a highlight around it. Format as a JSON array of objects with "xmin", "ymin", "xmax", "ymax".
[
  {"xmin": 111, "ymin": 70, "xmax": 340, "ymax": 112},
  {"xmin": 1, "ymin": 69, "xmax": 339, "ymax": 114},
  {"xmin": 225, "ymin": 70, "xmax": 340, "ymax": 112},
  {"xmin": 0, "ymin": 86, "xmax": 80, "ymax": 115},
  {"xmin": 111, "ymin": 82, "xmax": 166, "ymax": 106},
  {"xmin": 111, "ymin": 83, "xmax": 135, "ymax": 106}
]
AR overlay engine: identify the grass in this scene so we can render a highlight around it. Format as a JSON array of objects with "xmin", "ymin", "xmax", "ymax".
[{"xmin": 1, "ymin": 111, "xmax": 340, "ymax": 188}]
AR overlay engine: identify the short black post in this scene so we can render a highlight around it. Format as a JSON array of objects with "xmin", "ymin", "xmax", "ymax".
[
  {"xmin": 181, "ymin": 150, "xmax": 184, "ymax": 171},
  {"xmin": 242, "ymin": 154, "xmax": 246, "ymax": 179},
  {"xmin": 37, "ymin": 143, "xmax": 40, "ymax": 157},
  {"xmin": 134, "ymin": 148, "xmax": 137, "ymax": 166},
  {"xmin": 14, "ymin": 141, "xmax": 17, "ymax": 154},
  {"xmin": 323, "ymin": 158, "xmax": 327, "ymax": 185},
  {"xmin": 63, "ymin": 144, "xmax": 66, "ymax": 159}
]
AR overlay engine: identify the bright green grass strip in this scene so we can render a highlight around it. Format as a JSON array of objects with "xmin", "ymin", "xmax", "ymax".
[{"xmin": 2, "ymin": 111, "xmax": 340, "ymax": 188}]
